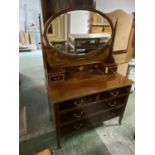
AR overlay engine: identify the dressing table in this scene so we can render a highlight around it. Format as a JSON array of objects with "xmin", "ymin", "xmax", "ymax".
[{"xmin": 40, "ymin": 0, "xmax": 133, "ymax": 148}]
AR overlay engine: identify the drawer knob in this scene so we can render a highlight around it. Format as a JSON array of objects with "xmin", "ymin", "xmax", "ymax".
[
  {"xmin": 108, "ymin": 101, "xmax": 117, "ymax": 107},
  {"xmin": 73, "ymin": 123, "xmax": 83, "ymax": 130},
  {"xmin": 73, "ymin": 111, "xmax": 84, "ymax": 118}
]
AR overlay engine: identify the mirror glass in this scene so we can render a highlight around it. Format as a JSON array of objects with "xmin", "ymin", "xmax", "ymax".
[{"xmin": 46, "ymin": 10, "xmax": 112, "ymax": 56}]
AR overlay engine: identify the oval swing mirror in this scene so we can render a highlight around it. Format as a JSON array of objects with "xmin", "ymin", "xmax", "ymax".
[{"xmin": 44, "ymin": 10, "xmax": 113, "ymax": 56}]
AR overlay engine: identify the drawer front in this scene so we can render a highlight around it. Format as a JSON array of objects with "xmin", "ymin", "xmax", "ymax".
[
  {"xmin": 61, "ymin": 107, "xmax": 123, "ymax": 134},
  {"xmin": 100, "ymin": 86, "xmax": 130, "ymax": 99},
  {"xmin": 59, "ymin": 95, "xmax": 97, "ymax": 111},
  {"xmin": 101, "ymin": 97, "xmax": 127, "ymax": 109},
  {"xmin": 59, "ymin": 97, "xmax": 126, "ymax": 123},
  {"xmin": 61, "ymin": 119, "xmax": 90, "ymax": 134},
  {"xmin": 104, "ymin": 107, "xmax": 123, "ymax": 120}
]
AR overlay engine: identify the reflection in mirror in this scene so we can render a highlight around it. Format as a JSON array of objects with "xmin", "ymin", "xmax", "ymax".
[{"xmin": 46, "ymin": 10, "xmax": 112, "ymax": 55}]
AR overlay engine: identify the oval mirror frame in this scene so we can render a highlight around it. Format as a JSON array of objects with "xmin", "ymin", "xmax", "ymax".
[{"xmin": 43, "ymin": 8, "xmax": 114, "ymax": 58}]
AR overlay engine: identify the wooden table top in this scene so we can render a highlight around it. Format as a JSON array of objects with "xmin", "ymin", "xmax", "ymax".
[{"xmin": 48, "ymin": 72, "xmax": 132, "ymax": 104}]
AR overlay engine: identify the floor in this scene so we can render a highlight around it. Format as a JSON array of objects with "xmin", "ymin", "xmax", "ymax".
[{"xmin": 19, "ymin": 50, "xmax": 135, "ymax": 155}]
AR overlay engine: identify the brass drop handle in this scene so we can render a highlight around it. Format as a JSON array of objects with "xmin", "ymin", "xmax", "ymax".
[
  {"xmin": 73, "ymin": 123, "xmax": 83, "ymax": 130},
  {"xmin": 73, "ymin": 99, "xmax": 84, "ymax": 106},
  {"xmin": 110, "ymin": 90, "xmax": 119, "ymax": 96},
  {"xmin": 73, "ymin": 101, "xmax": 81, "ymax": 106},
  {"xmin": 108, "ymin": 101, "xmax": 117, "ymax": 107},
  {"xmin": 73, "ymin": 111, "xmax": 84, "ymax": 118}
]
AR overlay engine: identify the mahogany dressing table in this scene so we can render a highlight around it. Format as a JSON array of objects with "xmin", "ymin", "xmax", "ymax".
[{"xmin": 40, "ymin": 0, "xmax": 133, "ymax": 148}]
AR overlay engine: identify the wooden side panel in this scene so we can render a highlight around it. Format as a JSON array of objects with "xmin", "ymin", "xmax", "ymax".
[
  {"xmin": 117, "ymin": 63, "xmax": 128, "ymax": 76},
  {"xmin": 29, "ymin": 32, "xmax": 36, "ymax": 44},
  {"xmin": 19, "ymin": 32, "xmax": 30, "ymax": 45},
  {"xmin": 107, "ymin": 10, "xmax": 133, "ymax": 52}
]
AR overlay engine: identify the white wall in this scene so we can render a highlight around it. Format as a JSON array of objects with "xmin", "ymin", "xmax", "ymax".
[
  {"xmin": 19, "ymin": 0, "xmax": 41, "ymax": 31},
  {"xmin": 70, "ymin": 11, "xmax": 90, "ymax": 34},
  {"xmin": 96, "ymin": 0, "xmax": 135, "ymax": 13}
]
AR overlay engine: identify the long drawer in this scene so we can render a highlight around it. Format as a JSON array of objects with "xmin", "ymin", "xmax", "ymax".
[
  {"xmin": 60, "ymin": 106, "xmax": 124, "ymax": 134},
  {"xmin": 59, "ymin": 97, "xmax": 127, "ymax": 123}
]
